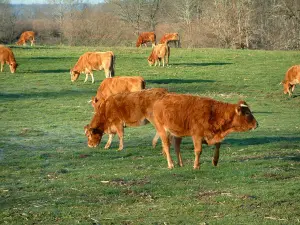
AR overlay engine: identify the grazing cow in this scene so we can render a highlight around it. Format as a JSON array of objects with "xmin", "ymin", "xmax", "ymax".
[
  {"xmin": 152, "ymin": 93, "xmax": 258, "ymax": 169},
  {"xmin": 0, "ymin": 45, "xmax": 18, "ymax": 73},
  {"xmin": 148, "ymin": 44, "xmax": 170, "ymax": 67},
  {"xmin": 16, "ymin": 31, "xmax": 35, "ymax": 46},
  {"xmin": 159, "ymin": 33, "xmax": 180, "ymax": 48},
  {"xmin": 281, "ymin": 65, "xmax": 300, "ymax": 96},
  {"xmin": 84, "ymin": 88, "xmax": 168, "ymax": 150},
  {"xmin": 136, "ymin": 32, "xmax": 156, "ymax": 48},
  {"xmin": 91, "ymin": 76, "xmax": 146, "ymax": 110},
  {"xmin": 70, "ymin": 51, "xmax": 115, "ymax": 83}
]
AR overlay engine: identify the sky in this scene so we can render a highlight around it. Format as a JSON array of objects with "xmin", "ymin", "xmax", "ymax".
[{"xmin": 10, "ymin": 0, "xmax": 104, "ymax": 4}]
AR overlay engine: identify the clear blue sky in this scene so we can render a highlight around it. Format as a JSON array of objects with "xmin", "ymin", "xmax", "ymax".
[{"xmin": 10, "ymin": 0, "xmax": 103, "ymax": 4}]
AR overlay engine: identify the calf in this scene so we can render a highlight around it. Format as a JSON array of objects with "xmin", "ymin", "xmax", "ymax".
[
  {"xmin": 0, "ymin": 45, "xmax": 18, "ymax": 73},
  {"xmin": 91, "ymin": 76, "xmax": 146, "ymax": 110},
  {"xmin": 71, "ymin": 51, "xmax": 115, "ymax": 83},
  {"xmin": 16, "ymin": 31, "xmax": 35, "ymax": 46},
  {"xmin": 152, "ymin": 93, "xmax": 258, "ymax": 169},
  {"xmin": 148, "ymin": 44, "xmax": 170, "ymax": 67},
  {"xmin": 281, "ymin": 65, "xmax": 300, "ymax": 96},
  {"xmin": 85, "ymin": 88, "xmax": 168, "ymax": 150}
]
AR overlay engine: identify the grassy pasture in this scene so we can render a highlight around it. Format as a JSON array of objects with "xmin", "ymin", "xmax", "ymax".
[{"xmin": 1, "ymin": 45, "xmax": 300, "ymax": 224}]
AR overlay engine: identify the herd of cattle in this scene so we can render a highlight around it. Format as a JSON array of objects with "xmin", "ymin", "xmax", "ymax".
[{"xmin": 1, "ymin": 31, "xmax": 299, "ymax": 169}]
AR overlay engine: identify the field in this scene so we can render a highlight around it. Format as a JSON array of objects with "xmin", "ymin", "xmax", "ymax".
[{"xmin": 1, "ymin": 45, "xmax": 300, "ymax": 225}]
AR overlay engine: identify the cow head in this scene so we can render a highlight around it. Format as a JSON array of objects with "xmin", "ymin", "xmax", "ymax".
[
  {"xmin": 232, "ymin": 101, "xmax": 258, "ymax": 131},
  {"xmin": 9, "ymin": 62, "xmax": 18, "ymax": 73},
  {"xmin": 281, "ymin": 80, "xmax": 291, "ymax": 95},
  {"xmin": 70, "ymin": 70, "xmax": 80, "ymax": 82},
  {"xmin": 136, "ymin": 36, "xmax": 142, "ymax": 47},
  {"xmin": 148, "ymin": 53, "xmax": 156, "ymax": 66},
  {"xmin": 84, "ymin": 124, "xmax": 104, "ymax": 148}
]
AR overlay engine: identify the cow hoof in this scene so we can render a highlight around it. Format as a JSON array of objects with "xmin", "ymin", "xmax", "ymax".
[
  {"xmin": 212, "ymin": 159, "xmax": 218, "ymax": 166},
  {"xmin": 193, "ymin": 165, "xmax": 200, "ymax": 170}
]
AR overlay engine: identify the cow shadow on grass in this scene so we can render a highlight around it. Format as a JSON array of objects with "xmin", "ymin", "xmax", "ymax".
[
  {"xmin": 30, "ymin": 69, "xmax": 70, "ymax": 74},
  {"xmin": 225, "ymin": 136, "xmax": 300, "ymax": 147},
  {"xmin": 0, "ymin": 89, "xmax": 95, "ymax": 101},
  {"xmin": 147, "ymin": 78, "xmax": 215, "ymax": 84},
  {"xmin": 171, "ymin": 62, "xmax": 233, "ymax": 67}
]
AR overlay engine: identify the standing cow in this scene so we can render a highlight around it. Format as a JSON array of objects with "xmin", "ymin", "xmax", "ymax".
[
  {"xmin": 91, "ymin": 76, "xmax": 146, "ymax": 111},
  {"xmin": 152, "ymin": 93, "xmax": 258, "ymax": 169},
  {"xmin": 84, "ymin": 88, "xmax": 168, "ymax": 150},
  {"xmin": 136, "ymin": 32, "xmax": 156, "ymax": 48},
  {"xmin": 159, "ymin": 33, "xmax": 180, "ymax": 48},
  {"xmin": 281, "ymin": 65, "xmax": 300, "ymax": 97},
  {"xmin": 70, "ymin": 51, "xmax": 115, "ymax": 83},
  {"xmin": 0, "ymin": 45, "xmax": 18, "ymax": 73},
  {"xmin": 16, "ymin": 31, "xmax": 35, "ymax": 46},
  {"xmin": 148, "ymin": 44, "xmax": 170, "ymax": 67}
]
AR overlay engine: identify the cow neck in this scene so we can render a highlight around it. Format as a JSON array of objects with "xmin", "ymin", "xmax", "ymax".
[
  {"xmin": 73, "ymin": 55, "xmax": 85, "ymax": 73},
  {"xmin": 90, "ymin": 106, "xmax": 106, "ymax": 130},
  {"xmin": 210, "ymin": 102, "xmax": 236, "ymax": 132}
]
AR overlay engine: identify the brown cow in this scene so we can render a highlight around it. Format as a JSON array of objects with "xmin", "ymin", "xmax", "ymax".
[
  {"xmin": 0, "ymin": 45, "xmax": 18, "ymax": 73},
  {"xmin": 152, "ymin": 93, "xmax": 258, "ymax": 169},
  {"xmin": 91, "ymin": 76, "xmax": 146, "ymax": 110},
  {"xmin": 70, "ymin": 51, "xmax": 115, "ymax": 83},
  {"xmin": 148, "ymin": 44, "xmax": 170, "ymax": 67},
  {"xmin": 84, "ymin": 88, "xmax": 168, "ymax": 150},
  {"xmin": 159, "ymin": 33, "xmax": 180, "ymax": 48},
  {"xmin": 281, "ymin": 65, "xmax": 300, "ymax": 96},
  {"xmin": 16, "ymin": 31, "xmax": 35, "ymax": 46},
  {"xmin": 136, "ymin": 32, "xmax": 156, "ymax": 48}
]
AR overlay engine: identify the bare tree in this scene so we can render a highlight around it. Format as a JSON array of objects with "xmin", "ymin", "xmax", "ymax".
[
  {"xmin": 47, "ymin": 0, "xmax": 84, "ymax": 44},
  {"xmin": 106, "ymin": 0, "xmax": 162, "ymax": 35},
  {"xmin": 0, "ymin": 0, "xmax": 16, "ymax": 43}
]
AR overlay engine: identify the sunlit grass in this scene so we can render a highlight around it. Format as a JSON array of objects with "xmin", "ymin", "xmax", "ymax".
[{"xmin": 1, "ymin": 45, "xmax": 299, "ymax": 224}]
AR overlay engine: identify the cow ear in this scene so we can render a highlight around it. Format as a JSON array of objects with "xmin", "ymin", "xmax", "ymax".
[
  {"xmin": 84, "ymin": 125, "xmax": 90, "ymax": 135},
  {"xmin": 235, "ymin": 105, "xmax": 242, "ymax": 115}
]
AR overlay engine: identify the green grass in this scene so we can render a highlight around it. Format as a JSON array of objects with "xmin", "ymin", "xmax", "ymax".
[{"xmin": 1, "ymin": 45, "xmax": 300, "ymax": 224}]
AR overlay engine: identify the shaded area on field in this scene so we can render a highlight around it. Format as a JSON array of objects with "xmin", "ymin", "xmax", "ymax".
[
  {"xmin": 147, "ymin": 78, "xmax": 215, "ymax": 84},
  {"xmin": 225, "ymin": 136, "xmax": 300, "ymax": 146},
  {"xmin": 31, "ymin": 69, "xmax": 70, "ymax": 74},
  {"xmin": 28, "ymin": 56, "xmax": 76, "ymax": 60},
  {"xmin": 171, "ymin": 62, "xmax": 233, "ymax": 67},
  {"xmin": 9, "ymin": 46, "xmax": 60, "ymax": 50},
  {"xmin": 0, "ymin": 89, "xmax": 95, "ymax": 100}
]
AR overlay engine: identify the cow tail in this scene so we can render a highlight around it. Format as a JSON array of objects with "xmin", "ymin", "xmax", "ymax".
[{"xmin": 110, "ymin": 54, "xmax": 115, "ymax": 77}]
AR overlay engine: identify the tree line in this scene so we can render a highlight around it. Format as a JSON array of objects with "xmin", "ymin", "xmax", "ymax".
[{"xmin": 0, "ymin": 0, "xmax": 299, "ymax": 50}]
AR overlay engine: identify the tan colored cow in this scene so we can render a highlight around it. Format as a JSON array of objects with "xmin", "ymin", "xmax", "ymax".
[
  {"xmin": 281, "ymin": 65, "xmax": 300, "ymax": 96},
  {"xmin": 159, "ymin": 33, "xmax": 180, "ymax": 48},
  {"xmin": 16, "ymin": 31, "xmax": 35, "ymax": 46},
  {"xmin": 152, "ymin": 93, "xmax": 258, "ymax": 169},
  {"xmin": 136, "ymin": 32, "xmax": 156, "ymax": 47},
  {"xmin": 70, "ymin": 51, "xmax": 115, "ymax": 83},
  {"xmin": 148, "ymin": 44, "xmax": 170, "ymax": 67},
  {"xmin": 91, "ymin": 76, "xmax": 146, "ymax": 110},
  {"xmin": 0, "ymin": 45, "xmax": 18, "ymax": 73},
  {"xmin": 84, "ymin": 88, "xmax": 168, "ymax": 150}
]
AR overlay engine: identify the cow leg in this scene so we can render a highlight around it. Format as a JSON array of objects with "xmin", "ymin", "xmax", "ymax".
[
  {"xmin": 160, "ymin": 131, "xmax": 174, "ymax": 169},
  {"xmin": 173, "ymin": 137, "xmax": 183, "ymax": 167},
  {"xmin": 291, "ymin": 85, "xmax": 295, "ymax": 93},
  {"xmin": 84, "ymin": 74, "xmax": 89, "ymax": 83},
  {"xmin": 116, "ymin": 125, "xmax": 124, "ymax": 151},
  {"xmin": 0, "ymin": 63, "xmax": 3, "ymax": 72},
  {"xmin": 152, "ymin": 132, "xmax": 160, "ymax": 148},
  {"xmin": 212, "ymin": 142, "xmax": 221, "ymax": 166},
  {"xmin": 192, "ymin": 136, "xmax": 203, "ymax": 169},
  {"xmin": 104, "ymin": 134, "xmax": 114, "ymax": 149},
  {"xmin": 162, "ymin": 57, "xmax": 165, "ymax": 67}
]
